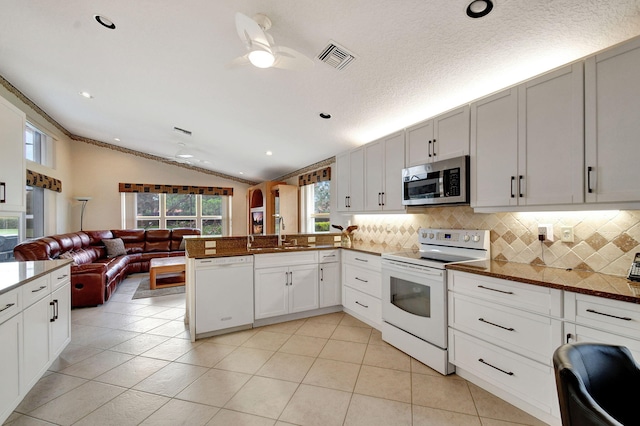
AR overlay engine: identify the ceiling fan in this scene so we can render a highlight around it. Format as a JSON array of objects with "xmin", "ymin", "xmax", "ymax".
[{"xmin": 230, "ymin": 12, "xmax": 314, "ymax": 71}]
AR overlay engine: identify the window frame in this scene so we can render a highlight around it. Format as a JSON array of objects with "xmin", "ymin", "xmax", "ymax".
[
  {"xmin": 301, "ymin": 181, "xmax": 331, "ymax": 233},
  {"xmin": 133, "ymin": 193, "xmax": 231, "ymax": 236}
]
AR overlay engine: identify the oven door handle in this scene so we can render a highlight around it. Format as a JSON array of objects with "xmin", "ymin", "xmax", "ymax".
[{"xmin": 383, "ymin": 262, "xmax": 443, "ymax": 278}]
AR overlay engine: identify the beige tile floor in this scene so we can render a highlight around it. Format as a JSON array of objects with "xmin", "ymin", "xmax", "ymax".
[{"xmin": 4, "ymin": 274, "xmax": 549, "ymax": 426}]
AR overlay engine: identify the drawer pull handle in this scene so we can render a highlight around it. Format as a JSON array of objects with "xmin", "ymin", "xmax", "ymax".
[
  {"xmin": 355, "ymin": 301, "xmax": 369, "ymax": 309},
  {"xmin": 355, "ymin": 258, "xmax": 368, "ymax": 263},
  {"xmin": 32, "ymin": 285, "xmax": 47, "ymax": 293},
  {"xmin": 477, "ymin": 285, "xmax": 513, "ymax": 295},
  {"xmin": 479, "ymin": 318, "xmax": 514, "ymax": 332},
  {"xmin": 57, "ymin": 274, "xmax": 69, "ymax": 279},
  {"xmin": 0, "ymin": 303, "xmax": 15, "ymax": 312},
  {"xmin": 586, "ymin": 308, "xmax": 632, "ymax": 321},
  {"xmin": 355, "ymin": 277, "xmax": 369, "ymax": 283},
  {"xmin": 478, "ymin": 358, "xmax": 514, "ymax": 376}
]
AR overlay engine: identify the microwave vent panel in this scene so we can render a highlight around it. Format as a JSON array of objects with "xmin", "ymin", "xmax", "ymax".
[{"xmin": 318, "ymin": 41, "xmax": 356, "ymax": 70}]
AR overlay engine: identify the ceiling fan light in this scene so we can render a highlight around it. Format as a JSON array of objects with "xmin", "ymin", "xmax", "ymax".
[{"xmin": 248, "ymin": 50, "xmax": 275, "ymax": 68}]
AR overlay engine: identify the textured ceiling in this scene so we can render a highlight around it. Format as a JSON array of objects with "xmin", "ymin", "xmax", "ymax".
[{"xmin": 1, "ymin": 0, "xmax": 640, "ymax": 182}]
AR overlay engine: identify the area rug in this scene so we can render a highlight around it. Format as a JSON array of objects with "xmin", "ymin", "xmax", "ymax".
[{"xmin": 132, "ymin": 278, "xmax": 185, "ymax": 299}]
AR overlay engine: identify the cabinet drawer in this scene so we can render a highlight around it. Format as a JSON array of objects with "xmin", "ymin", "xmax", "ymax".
[
  {"xmin": 51, "ymin": 265, "xmax": 71, "ymax": 291},
  {"xmin": 342, "ymin": 251, "xmax": 381, "ymax": 270},
  {"xmin": 567, "ymin": 292, "xmax": 640, "ymax": 340},
  {"xmin": 319, "ymin": 250, "xmax": 340, "ymax": 264},
  {"xmin": 449, "ymin": 329, "xmax": 556, "ymax": 414},
  {"xmin": 344, "ymin": 265, "xmax": 381, "ymax": 298},
  {"xmin": 568, "ymin": 323, "xmax": 640, "ymax": 362},
  {"xmin": 448, "ymin": 271, "xmax": 562, "ymax": 316},
  {"xmin": 450, "ymin": 293, "xmax": 561, "ymax": 365},
  {"xmin": 254, "ymin": 251, "xmax": 319, "ymax": 268},
  {"xmin": 0, "ymin": 288, "xmax": 20, "ymax": 325},
  {"xmin": 343, "ymin": 287, "xmax": 381, "ymax": 326},
  {"xmin": 22, "ymin": 275, "xmax": 50, "ymax": 307}
]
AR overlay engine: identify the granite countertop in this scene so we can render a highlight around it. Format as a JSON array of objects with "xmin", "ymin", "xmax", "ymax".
[
  {"xmin": 0, "ymin": 259, "xmax": 72, "ymax": 295},
  {"xmin": 185, "ymin": 235, "xmax": 396, "ymax": 259},
  {"xmin": 447, "ymin": 260, "xmax": 640, "ymax": 304}
]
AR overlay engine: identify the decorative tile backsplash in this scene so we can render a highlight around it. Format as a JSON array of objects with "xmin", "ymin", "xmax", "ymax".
[{"xmin": 351, "ymin": 207, "xmax": 640, "ymax": 277}]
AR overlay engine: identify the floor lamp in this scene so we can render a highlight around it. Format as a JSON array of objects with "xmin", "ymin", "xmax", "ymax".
[{"xmin": 74, "ymin": 196, "xmax": 92, "ymax": 231}]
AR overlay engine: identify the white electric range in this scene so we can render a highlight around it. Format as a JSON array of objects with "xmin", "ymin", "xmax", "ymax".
[{"xmin": 381, "ymin": 228, "xmax": 490, "ymax": 375}]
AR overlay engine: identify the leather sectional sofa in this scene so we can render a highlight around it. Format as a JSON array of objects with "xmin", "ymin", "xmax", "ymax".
[{"xmin": 13, "ymin": 228, "xmax": 200, "ymax": 308}]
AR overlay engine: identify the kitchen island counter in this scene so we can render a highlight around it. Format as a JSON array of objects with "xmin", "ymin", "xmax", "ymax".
[
  {"xmin": 0, "ymin": 259, "xmax": 72, "ymax": 295},
  {"xmin": 447, "ymin": 260, "xmax": 638, "ymax": 304}
]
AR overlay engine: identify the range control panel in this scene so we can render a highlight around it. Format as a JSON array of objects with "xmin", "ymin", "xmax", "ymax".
[{"xmin": 418, "ymin": 228, "xmax": 489, "ymax": 249}]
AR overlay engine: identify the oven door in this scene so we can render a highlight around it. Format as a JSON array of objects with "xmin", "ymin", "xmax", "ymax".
[{"xmin": 381, "ymin": 259, "xmax": 447, "ymax": 348}]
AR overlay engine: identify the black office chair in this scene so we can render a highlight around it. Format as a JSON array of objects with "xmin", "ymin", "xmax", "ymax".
[{"xmin": 553, "ymin": 342, "xmax": 640, "ymax": 426}]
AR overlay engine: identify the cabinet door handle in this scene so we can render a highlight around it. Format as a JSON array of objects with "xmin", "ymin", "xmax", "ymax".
[
  {"xmin": 378, "ymin": 192, "xmax": 382, "ymax": 206},
  {"xmin": 320, "ymin": 268, "xmax": 324, "ymax": 281},
  {"xmin": 355, "ymin": 277, "xmax": 369, "ymax": 283},
  {"xmin": 586, "ymin": 308, "xmax": 632, "ymax": 321},
  {"xmin": 355, "ymin": 301, "xmax": 369, "ymax": 308},
  {"xmin": 0, "ymin": 303, "xmax": 15, "ymax": 312},
  {"xmin": 566, "ymin": 333, "xmax": 573, "ymax": 344},
  {"xmin": 285, "ymin": 272, "xmax": 289, "ymax": 286},
  {"xmin": 587, "ymin": 166, "xmax": 594, "ymax": 193},
  {"xmin": 478, "ymin": 358, "xmax": 514, "ymax": 376},
  {"xmin": 57, "ymin": 274, "xmax": 69, "ymax": 280},
  {"xmin": 432, "ymin": 138, "xmax": 436, "ymax": 157},
  {"xmin": 518, "ymin": 175, "xmax": 524, "ymax": 198},
  {"xmin": 381, "ymin": 192, "xmax": 385, "ymax": 206},
  {"xmin": 355, "ymin": 257, "xmax": 368, "ymax": 263},
  {"xmin": 479, "ymin": 318, "xmax": 514, "ymax": 332},
  {"xmin": 54, "ymin": 299, "xmax": 59, "ymax": 320},
  {"xmin": 510, "ymin": 176, "xmax": 515, "ymax": 198},
  {"xmin": 50, "ymin": 301, "xmax": 56, "ymax": 322},
  {"xmin": 477, "ymin": 285, "xmax": 513, "ymax": 295},
  {"xmin": 289, "ymin": 271, "xmax": 293, "ymax": 286},
  {"xmin": 0, "ymin": 182, "xmax": 5, "ymax": 203},
  {"xmin": 428, "ymin": 140, "xmax": 432, "ymax": 158},
  {"xmin": 32, "ymin": 285, "xmax": 47, "ymax": 293}
]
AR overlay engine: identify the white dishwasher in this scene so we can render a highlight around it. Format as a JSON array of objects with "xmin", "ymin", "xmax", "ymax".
[{"xmin": 194, "ymin": 256, "xmax": 254, "ymax": 337}]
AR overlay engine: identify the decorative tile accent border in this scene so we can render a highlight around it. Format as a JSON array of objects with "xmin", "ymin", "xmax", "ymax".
[{"xmin": 351, "ymin": 207, "xmax": 640, "ymax": 277}]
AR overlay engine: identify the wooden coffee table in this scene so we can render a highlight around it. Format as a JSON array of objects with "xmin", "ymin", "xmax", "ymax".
[{"xmin": 149, "ymin": 256, "xmax": 186, "ymax": 290}]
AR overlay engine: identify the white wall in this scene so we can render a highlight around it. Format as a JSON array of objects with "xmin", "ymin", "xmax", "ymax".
[
  {"xmin": 68, "ymin": 139, "xmax": 250, "ymax": 234},
  {"xmin": 0, "ymin": 85, "xmax": 75, "ymax": 234}
]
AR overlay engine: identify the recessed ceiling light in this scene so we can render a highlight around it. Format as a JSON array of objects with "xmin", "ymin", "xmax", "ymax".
[
  {"xmin": 114, "ymin": 137, "xmax": 120, "ymax": 142},
  {"xmin": 79, "ymin": 91, "xmax": 93, "ymax": 99},
  {"xmin": 319, "ymin": 113, "xmax": 332, "ymax": 119},
  {"xmin": 466, "ymin": 0, "xmax": 494, "ymax": 18},
  {"xmin": 266, "ymin": 151, "xmax": 273, "ymax": 156},
  {"xmin": 94, "ymin": 15, "xmax": 116, "ymax": 29},
  {"xmin": 239, "ymin": 171, "xmax": 244, "ymax": 175}
]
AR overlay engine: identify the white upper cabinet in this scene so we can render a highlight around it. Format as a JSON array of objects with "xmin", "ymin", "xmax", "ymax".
[
  {"xmin": 406, "ymin": 105, "xmax": 469, "ymax": 167},
  {"xmin": 471, "ymin": 88, "xmax": 519, "ymax": 208},
  {"xmin": 471, "ymin": 63, "xmax": 584, "ymax": 209},
  {"xmin": 585, "ymin": 37, "xmax": 640, "ymax": 203},
  {"xmin": 364, "ymin": 131, "xmax": 405, "ymax": 211},
  {"xmin": 0, "ymin": 95, "xmax": 26, "ymax": 212},
  {"xmin": 336, "ymin": 148, "xmax": 364, "ymax": 212}
]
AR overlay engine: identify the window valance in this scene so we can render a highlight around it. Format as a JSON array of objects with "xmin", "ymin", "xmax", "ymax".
[
  {"xmin": 298, "ymin": 166, "xmax": 331, "ymax": 186},
  {"xmin": 119, "ymin": 183, "xmax": 233, "ymax": 196},
  {"xmin": 26, "ymin": 169, "xmax": 62, "ymax": 193}
]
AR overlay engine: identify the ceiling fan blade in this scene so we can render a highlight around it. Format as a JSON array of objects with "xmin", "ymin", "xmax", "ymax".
[
  {"xmin": 235, "ymin": 12, "xmax": 271, "ymax": 50},
  {"xmin": 273, "ymin": 46, "xmax": 314, "ymax": 71},
  {"xmin": 226, "ymin": 54, "xmax": 251, "ymax": 69}
]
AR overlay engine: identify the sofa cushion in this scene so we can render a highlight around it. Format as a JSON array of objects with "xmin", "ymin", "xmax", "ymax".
[
  {"xmin": 112, "ymin": 229, "xmax": 146, "ymax": 254},
  {"xmin": 85, "ymin": 230, "xmax": 114, "ymax": 246},
  {"xmin": 103, "ymin": 238, "xmax": 127, "ymax": 258},
  {"xmin": 145, "ymin": 229, "xmax": 171, "ymax": 252}
]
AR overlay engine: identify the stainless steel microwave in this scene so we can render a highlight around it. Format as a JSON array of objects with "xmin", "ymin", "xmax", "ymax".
[{"xmin": 402, "ymin": 155, "xmax": 470, "ymax": 206}]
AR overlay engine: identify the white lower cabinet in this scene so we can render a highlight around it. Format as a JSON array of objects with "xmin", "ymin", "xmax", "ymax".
[
  {"xmin": 254, "ymin": 252, "xmax": 319, "ymax": 320},
  {"xmin": 0, "ymin": 299, "xmax": 22, "ymax": 424},
  {"xmin": 319, "ymin": 250, "xmax": 341, "ymax": 308},
  {"xmin": 448, "ymin": 270, "xmax": 562, "ymax": 425},
  {"xmin": 564, "ymin": 291, "xmax": 640, "ymax": 360},
  {"xmin": 342, "ymin": 251, "xmax": 381, "ymax": 328},
  {"xmin": 0, "ymin": 264, "xmax": 71, "ymax": 425}
]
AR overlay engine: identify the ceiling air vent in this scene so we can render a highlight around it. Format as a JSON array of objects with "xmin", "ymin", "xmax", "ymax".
[{"xmin": 317, "ymin": 41, "xmax": 356, "ymax": 71}]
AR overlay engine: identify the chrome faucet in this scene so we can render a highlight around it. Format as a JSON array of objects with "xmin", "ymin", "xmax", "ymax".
[
  {"xmin": 274, "ymin": 214, "xmax": 285, "ymax": 246},
  {"xmin": 247, "ymin": 234, "xmax": 254, "ymax": 249}
]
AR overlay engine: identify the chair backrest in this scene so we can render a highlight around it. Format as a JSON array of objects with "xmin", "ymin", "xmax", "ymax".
[{"xmin": 553, "ymin": 342, "xmax": 640, "ymax": 426}]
